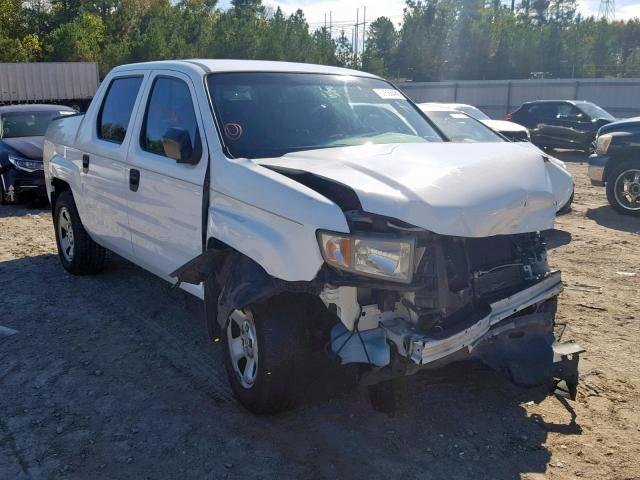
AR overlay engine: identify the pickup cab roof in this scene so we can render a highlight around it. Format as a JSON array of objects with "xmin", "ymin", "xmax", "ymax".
[
  {"xmin": 0, "ymin": 104, "xmax": 76, "ymax": 114},
  {"xmin": 110, "ymin": 59, "xmax": 381, "ymax": 79}
]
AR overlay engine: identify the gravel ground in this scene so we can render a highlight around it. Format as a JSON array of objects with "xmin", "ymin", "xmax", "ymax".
[{"xmin": 1, "ymin": 155, "xmax": 639, "ymax": 480}]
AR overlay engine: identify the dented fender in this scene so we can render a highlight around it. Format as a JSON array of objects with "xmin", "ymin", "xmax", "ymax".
[{"xmin": 172, "ymin": 249, "xmax": 322, "ymax": 328}]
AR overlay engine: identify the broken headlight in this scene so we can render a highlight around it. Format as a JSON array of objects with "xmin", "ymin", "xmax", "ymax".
[
  {"xmin": 317, "ymin": 231, "xmax": 415, "ymax": 283},
  {"xmin": 8, "ymin": 155, "xmax": 43, "ymax": 172}
]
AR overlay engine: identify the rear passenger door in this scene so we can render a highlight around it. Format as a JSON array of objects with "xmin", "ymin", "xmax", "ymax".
[
  {"xmin": 125, "ymin": 71, "xmax": 209, "ymax": 290},
  {"xmin": 75, "ymin": 74, "xmax": 146, "ymax": 256}
]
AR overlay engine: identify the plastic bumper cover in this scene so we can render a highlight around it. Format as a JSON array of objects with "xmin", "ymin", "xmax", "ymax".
[
  {"xmin": 0, "ymin": 167, "xmax": 46, "ymax": 199},
  {"xmin": 588, "ymin": 155, "xmax": 609, "ymax": 186}
]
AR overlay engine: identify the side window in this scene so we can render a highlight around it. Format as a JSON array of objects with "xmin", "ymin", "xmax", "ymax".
[
  {"xmin": 141, "ymin": 76, "xmax": 201, "ymax": 160},
  {"xmin": 529, "ymin": 103, "xmax": 557, "ymax": 119},
  {"xmin": 97, "ymin": 76, "xmax": 143, "ymax": 143}
]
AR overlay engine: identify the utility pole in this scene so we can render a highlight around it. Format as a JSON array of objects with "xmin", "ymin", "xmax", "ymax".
[
  {"xmin": 330, "ymin": 11, "xmax": 332, "ymax": 38},
  {"xmin": 362, "ymin": 6, "xmax": 367, "ymax": 67},
  {"xmin": 598, "ymin": 0, "xmax": 615, "ymax": 21},
  {"xmin": 355, "ymin": 8, "xmax": 359, "ymax": 68}
]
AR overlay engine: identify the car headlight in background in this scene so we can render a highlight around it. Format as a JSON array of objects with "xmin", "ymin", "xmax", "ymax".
[
  {"xmin": 595, "ymin": 134, "xmax": 612, "ymax": 155},
  {"xmin": 317, "ymin": 231, "xmax": 415, "ymax": 283},
  {"xmin": 8, "ymin": 155, "xmax": 44, "ymax": 172}
]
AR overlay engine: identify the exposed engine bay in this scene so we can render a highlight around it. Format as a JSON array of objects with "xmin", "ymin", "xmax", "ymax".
[{"xmin": 319, "ymin": 212, "xmax": 583, "ymax": 398}]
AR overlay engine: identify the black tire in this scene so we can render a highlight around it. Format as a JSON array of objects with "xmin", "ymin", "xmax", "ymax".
[
  {"xmin": 557, "ymin": 189, "xmax": 574, "ymax": 215},
  {"xmin": 0, "ymin": 181, "xmax": 6, "ymax": 205},
  {"xmin": 606, "ymin": 160, "xmax": 640, "ymax": 217},
  {"xmin": 53, "ymin": 191, "xmax": 107, "ymax": 274},
  {"xmin": 222, "ymin": 295, "xmax": 310, "ymax": 414}
]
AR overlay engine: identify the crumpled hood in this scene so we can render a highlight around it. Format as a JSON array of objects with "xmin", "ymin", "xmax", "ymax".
[
  {"xmin": 258, "ymin": 142, "xmax": 557, "ymax": 237},
  {"xmin": 1, "ymin": 137, "xmax": 44, "ymax": 159}
]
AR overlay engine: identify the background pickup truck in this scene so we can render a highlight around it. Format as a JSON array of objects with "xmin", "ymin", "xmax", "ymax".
[
  {"xmin": 589, "ymin": 117, "xmax": 640, "ymax": 216},
  {"xmin": 44, "ymin": 59, "xmax": 582, "ymax": 414}
]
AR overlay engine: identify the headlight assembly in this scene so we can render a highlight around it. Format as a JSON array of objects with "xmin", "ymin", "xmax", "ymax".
[
  {"xmin": 8, "ymin": 155, "xmax": 44, "ymax": 172},
  {"xmin": 595, "ymin": 134, "xmax": 612, "ymax": 155},
  {"xmin": 317, "ymin": 230, "xmax": 415, "ymax": 283}
]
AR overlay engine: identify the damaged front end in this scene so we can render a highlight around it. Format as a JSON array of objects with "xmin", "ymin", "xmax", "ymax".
[
  {"xmin": 318, "ymin": 212, "xmax": 583, "ymax": 399},
  {"xmin": 173, "ymin": 208, "xmax": 583, "ymax": 401}
]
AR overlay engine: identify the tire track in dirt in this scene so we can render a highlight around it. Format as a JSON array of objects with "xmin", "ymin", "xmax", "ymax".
[{"xmin": 67, "ymin": 257, "xmax": 236, "ymax": 405}]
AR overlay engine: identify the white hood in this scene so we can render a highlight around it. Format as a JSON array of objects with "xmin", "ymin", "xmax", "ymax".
[{"xmin": 258, "ymin": 142, "xmax": 557, "ymax": 237}]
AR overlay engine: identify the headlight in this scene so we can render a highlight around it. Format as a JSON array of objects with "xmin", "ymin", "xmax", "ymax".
[
  {"xmin": 317, "ymin": 231, "xmax": 415, "ymax": 283},
  {"xmin": 8, "ymin": 155, "xmax": 44, "ymax": 172},
  {"xmin": 595, "ymin": 134, "xmax": 612, "ymax": 155}
]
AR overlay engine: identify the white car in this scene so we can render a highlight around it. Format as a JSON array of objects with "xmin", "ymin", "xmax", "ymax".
[
  {"xmin": 420, "ymin": 102, "xmax": 531, "ymax": 142},
  {"xmin": 43, "ymin": 60, "xmax": 582, "ymax": 413},
  {"xmin": 417, "ymin": 104, "xmax": 574, "ymax": 214}
]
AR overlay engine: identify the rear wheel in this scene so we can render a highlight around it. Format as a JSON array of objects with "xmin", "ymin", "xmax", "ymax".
[
  {"xmin": 0, "ymin": 181, "xmax": 6, "ymax": 205},
  {"xmin": 222, "ymin": 295, "xmax": 310, "ymax": 414},
  {"xmin": 54, "ymin": 191, "xmax": 107, "ymax": 274},
  {"xmin": 606, "ymin": 160, "xmax": 640, "ymax": 216}
]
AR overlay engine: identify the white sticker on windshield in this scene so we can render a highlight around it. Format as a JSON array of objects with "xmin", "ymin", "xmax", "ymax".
[
  {"xmin": 373, "ymin": 89, "xmax": 405, "ymax": 100},
  {"xmin": 450, "ymin": 113, "xmax": 467, "ymax": 118}
]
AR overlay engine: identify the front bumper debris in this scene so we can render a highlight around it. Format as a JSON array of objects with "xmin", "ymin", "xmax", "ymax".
[
  {"xmin": 331, "ymin": 271, "xmax": 584, "ymax": 399},
  {"xmin": 384, "ymin": 271, "xmax": 563, "ymax": 365}
]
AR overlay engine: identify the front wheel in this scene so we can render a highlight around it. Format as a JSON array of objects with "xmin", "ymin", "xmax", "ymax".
[
  {"xmin": 53, "ymin": 191, "xmax": 107, "ymax": 274},
  {"xmin": 606, "ymin": 160, "xmax": 640, "ymax": 216},
  {"xmin": 222, "ymin": 295, "xmax": 310, "ymax": 414}
]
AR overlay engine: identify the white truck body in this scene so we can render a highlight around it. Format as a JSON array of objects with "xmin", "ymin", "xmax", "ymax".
[{"xmin": 43, "ymin": 60, "xmax": 582, "ymax": 412}]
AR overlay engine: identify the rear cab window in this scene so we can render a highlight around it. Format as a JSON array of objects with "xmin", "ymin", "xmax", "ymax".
[{"xmin": 97, "ymin": 76, "xmax": 144, "ymax": 143}]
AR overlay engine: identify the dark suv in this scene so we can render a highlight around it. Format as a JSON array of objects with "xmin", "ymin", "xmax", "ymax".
[{"xmin": 507, "ymin": 100, "xmax": 615, "ymax": 152}]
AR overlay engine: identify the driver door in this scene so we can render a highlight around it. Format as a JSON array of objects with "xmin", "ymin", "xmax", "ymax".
[{"xmin": 125, "ymin": 70, "xmax": 209, "ymax": 294}]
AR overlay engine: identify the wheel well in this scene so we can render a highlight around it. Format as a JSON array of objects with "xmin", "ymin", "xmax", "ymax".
[{"xmin": 50, "ymin": 178, "xmax": 71, "ymax": 214}]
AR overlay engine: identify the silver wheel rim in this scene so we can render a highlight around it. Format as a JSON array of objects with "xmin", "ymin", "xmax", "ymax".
[
  {"xmin": 58, "ymin": 207, "xmax": 75, "ymax": 262},
  {"xmin": 614, "ymin": 169, "xmax": 640, "ymax": 211},
  {"xmin": 226, "ymin": 309, "xmax": 259, "ymax": 389}
]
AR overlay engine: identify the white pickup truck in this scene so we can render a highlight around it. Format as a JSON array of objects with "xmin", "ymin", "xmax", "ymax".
[{"xmin": 44, "ymin": 60, "xmax": 582, "ymax": 413}]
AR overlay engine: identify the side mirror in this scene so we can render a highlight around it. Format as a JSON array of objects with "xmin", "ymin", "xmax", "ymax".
[{"xmin": 162, "ymin": 127, "xmax": 198, "ymax": 164}]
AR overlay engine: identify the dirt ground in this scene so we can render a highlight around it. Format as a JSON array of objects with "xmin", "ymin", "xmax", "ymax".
[{"xmin": 1, "ymin": 154, "xmax": 639, "ymax": 480}]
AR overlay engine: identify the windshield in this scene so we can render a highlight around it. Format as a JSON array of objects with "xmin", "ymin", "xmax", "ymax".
[
  {"xmin": 206, "ymin": 73, "xmax": 443, "ymax": 159},
  {"xmin": 578, "ymin": 102, "xmax": 615, "ymax": 121},
  {"xmin": 425, "ymin": 111, "xmax": 504, "ymax": 143},
  {"xmin": 454, "ymin": 105, "xmax": 491, "ymax": 121},
  {"xmin": 0, "ymin": 111, "xmax": 74, "ymax": 139}
]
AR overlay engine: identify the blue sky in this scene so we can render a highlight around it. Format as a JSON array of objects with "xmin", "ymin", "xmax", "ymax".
[{"xmin": 219, "ymin": 0, "xmax": 640, "ymax": 26}]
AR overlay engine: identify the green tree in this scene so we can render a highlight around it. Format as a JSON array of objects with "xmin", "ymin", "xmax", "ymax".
[
  {"xmin": 0, "ymin": 0, "xmax": 24, "ymax": 38},
  {"xmin": 46, "ymin": 12, "xmax": 105, "ymax": 61},
  {"xmin": 335, "ymin": 30, "xmax": 354, "ymax": 68},
  {"xmin": 363, "ymin": 16, "xmax": 397, "ymax": 76}
]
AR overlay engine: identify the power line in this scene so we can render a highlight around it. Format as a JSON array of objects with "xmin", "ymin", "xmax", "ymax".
[{"xmin": 598, "ymin": 0, "xmax": 615, "ymax": 21}]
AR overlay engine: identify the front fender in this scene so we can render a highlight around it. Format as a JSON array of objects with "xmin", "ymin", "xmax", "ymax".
[
  {"xmin": 207, "ymin": 189, "xmax": 326, "ymax": 281},
  {"xmin": 46, "ymin": 146, "xmax": 83, "ymax": 205},
  {"xmin": 207, "ymin": 157, "xmax": 350, "ymax": 282}
]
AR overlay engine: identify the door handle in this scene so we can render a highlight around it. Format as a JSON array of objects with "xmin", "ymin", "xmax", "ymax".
[
  {"xmin": 129, "ymin": 169, "xmax": 140, "ymax": 192},
  {"xmin": 82, "ymin": 154, "xmax": 89, "ymax": 173}
]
